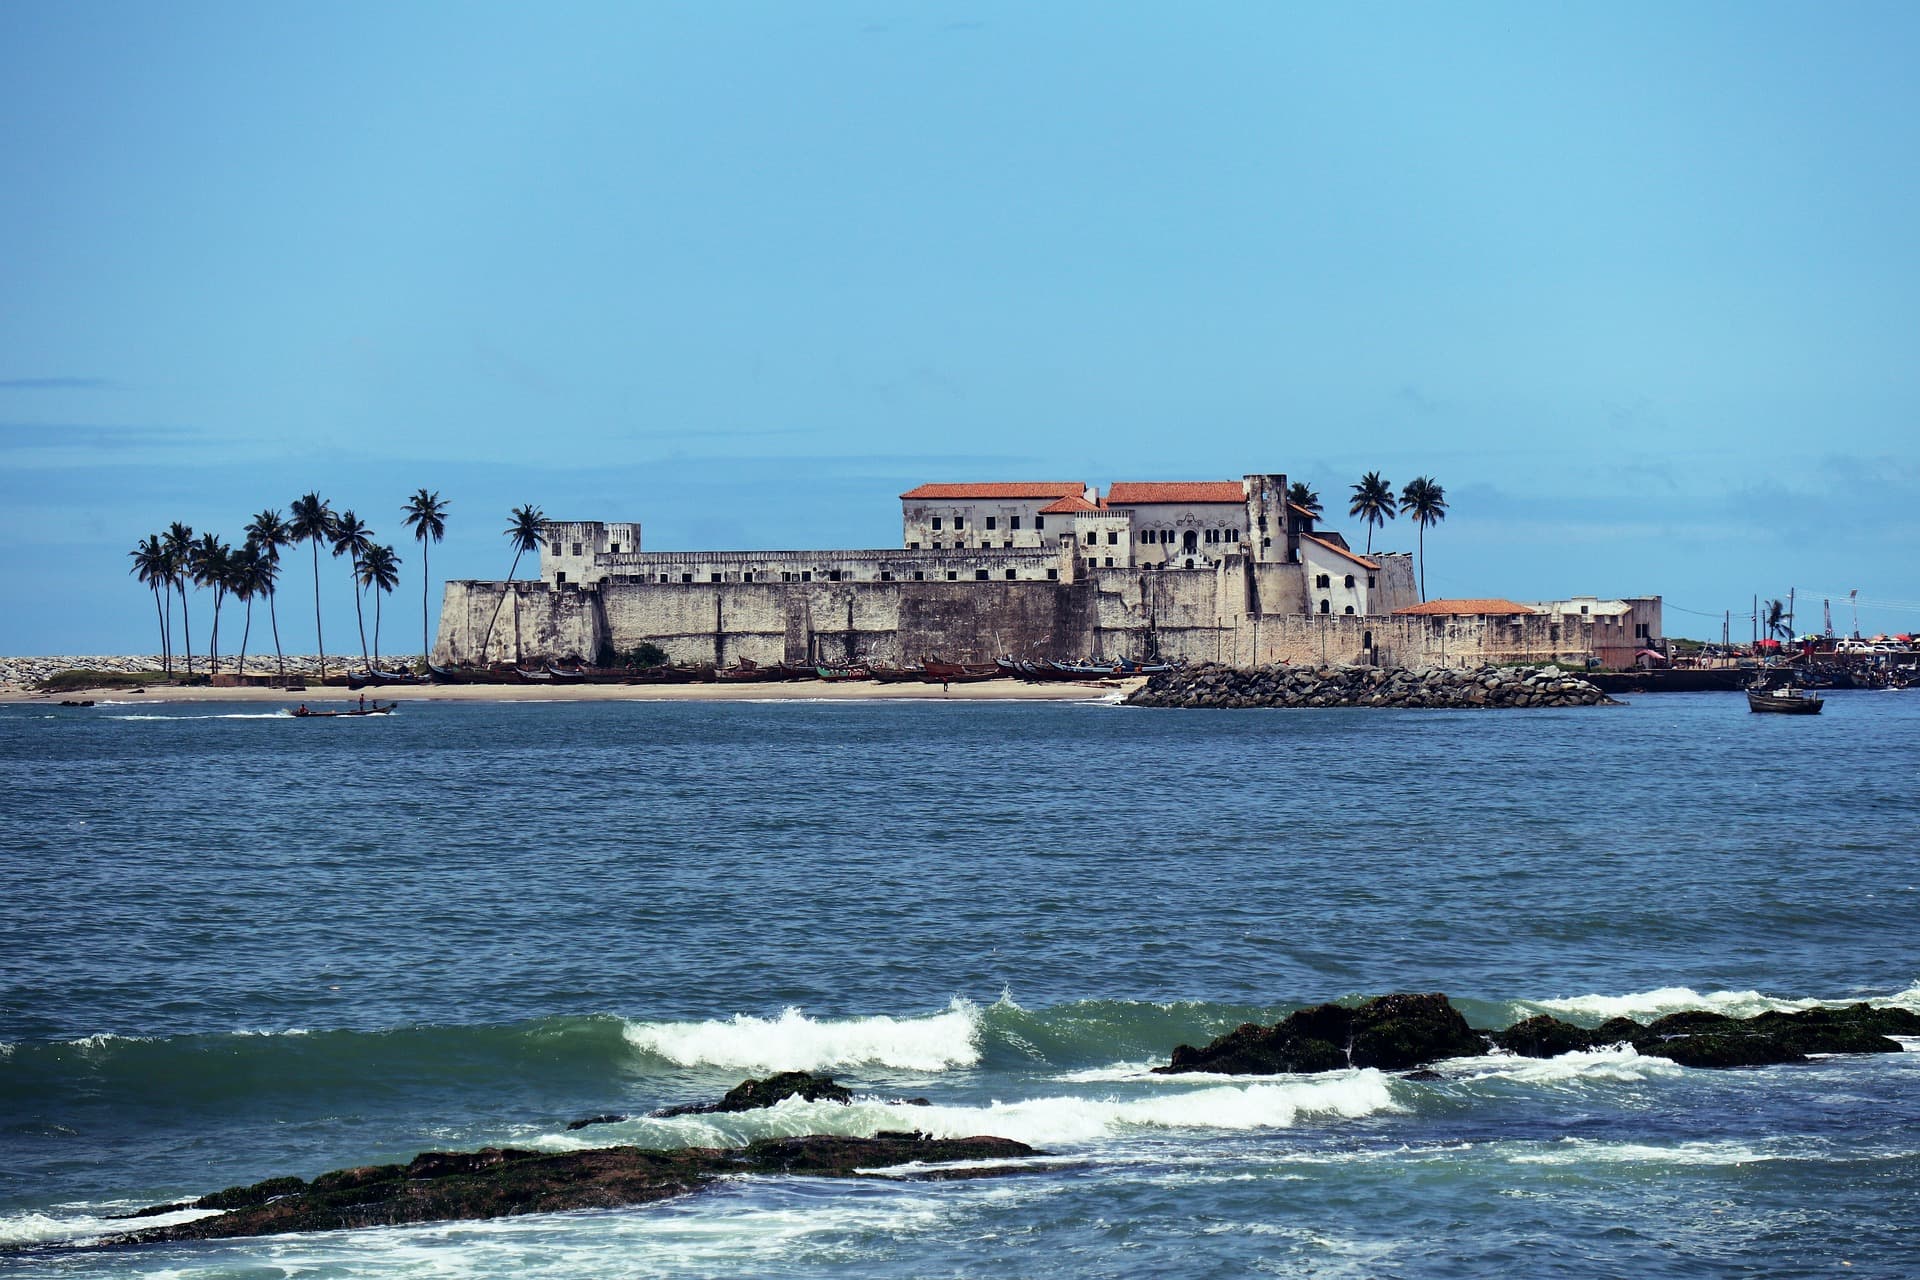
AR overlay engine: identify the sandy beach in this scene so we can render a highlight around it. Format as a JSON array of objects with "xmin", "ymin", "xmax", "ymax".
[{"xmin": 0, "ymin": 676, "xmax": 1141, "ymax": 705}]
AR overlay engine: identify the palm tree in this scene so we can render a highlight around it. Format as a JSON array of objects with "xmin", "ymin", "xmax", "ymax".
[
  {"xmin": 1398, "ymin": 477, "xmax": 1448, "ymax": 602},
  {"xmin": 289, "ymin": 493, "xmax": 337, "ymax": 677},
  {"xmin": 1286, "ymin": 481, "xmax": 1323, "ymax": 519},
  {"xmin": 480, "ymin": 504, "xmax": 546, "ymax": 663},
  {"xmin": 357, "ymin": 544, "xmax": 402, "ymax": 667},
  {"xmin": 245, "ymin": 509, "xmax": 293, "ymax": 682},
  {"xmin": 129, "ymin": 535, "xmax": 171, "ymax": 671},
  {"xmin": 188, "ymin": 533, "xmax": 231, "ymax": 675},
  {"xmin": 164, "ymin": 522, "xmax": 195, "ymax": 675},
  {"xmin": 1764, "ymin": 599, "xmax": 1789, "ymax": 642},
  {"xmin": 1348, "ymin": 472, "xmax": 1396, "ymax": 556},
  {"xmin": 330, "ymin": 511, "xmax": 375, "ymax": 672},
  {"xmin": 401, "ymin": 489, "xmax": 449, "ymax": 668},
  {"xmin": 228, "ymin": 541, "xmax": 264, "ymax": 679}
]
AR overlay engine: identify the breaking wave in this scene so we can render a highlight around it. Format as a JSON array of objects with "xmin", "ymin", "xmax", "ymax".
[
  {"xmin": 1506, "ymin": 980, "xmax": 1920, "ymax": 1025},
  {"xmin": 620, "ymin": 1000, "xmax": 984, "ymax": 1073}
]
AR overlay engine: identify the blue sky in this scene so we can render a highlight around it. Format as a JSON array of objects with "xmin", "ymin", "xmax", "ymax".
[{"xmin": 5, "ymin": 1, "xmax": 1919, "ymax": 653}]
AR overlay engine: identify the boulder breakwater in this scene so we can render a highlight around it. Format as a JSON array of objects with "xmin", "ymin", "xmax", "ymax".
[{"xmin": 1125, "ymin": 661, "xmax": 1618, "ymax": 709}]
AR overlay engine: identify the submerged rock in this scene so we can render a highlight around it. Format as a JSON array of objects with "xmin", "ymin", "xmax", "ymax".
[
  {"xmin": 652, "ymin": 1071, "xmax": 855, "ymax": 1117},
  {"xmin": 1154, "ymin": 993, "xmax": 1485, "ymax": 1076},
  {"xmin": 105, "ymin": 1134, "xmax": 1040, "ymax": 1246},
  {"xmin": 1126, "ymin": 662, "xmax": 1618, "ymax": 710}
]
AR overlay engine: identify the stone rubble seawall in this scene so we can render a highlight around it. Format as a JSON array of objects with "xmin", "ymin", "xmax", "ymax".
[
  {"xmin": 1126, "ymin": 661, "xmax": 1620, "ymax": 710},
  {"xmin": 0, "ymin": 655, "xmax": 418, "ymax": 689}
]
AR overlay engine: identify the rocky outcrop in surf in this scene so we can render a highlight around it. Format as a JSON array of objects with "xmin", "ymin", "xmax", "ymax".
[
  {"xmin": 105, "ymin": 1133, "xmax": 1041, "ymax": 1246},
  {"xmin": 1126, "ymin": 662, "xmax": 1617, "ymax": 709},
  {"xmin": 1156, "ymin": 993, "xmax": 1920, "ymax": 1076},
  {"xmin": 1154, "ymin": 993, "xmax": 1485, "ymax": 1075},
  {"xmin": 1495, "ymin": 1002, "xmax": 1920, "ymax": 1068},
  {"xmin": 652, "ymin": 1070, "xmax": 855, "ymax": 1117}
]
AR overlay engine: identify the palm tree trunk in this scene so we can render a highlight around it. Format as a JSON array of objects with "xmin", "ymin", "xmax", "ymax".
[
  {"xmin": 311, "ymin": 540, "xmax": 326, "ymax": 679},
  {"xmin": 151, "ymin": 586, "xmax": 167, "ymax": 671},
  {"xmin": 1417, "ymin": 523, "xmax": 1426, "ymax": 602},
  {"xmin": 209, "ymin": 589, "xmax": 223, "ymax": 676},
  {"xmin": 374, "ymin": 589, "xmax": 383, "ymax": 668},
  {"xmin": 420, "ymin": 538, "xmax": 430, "ymax": 668},
  {"xmin": 180, "ymin": 583, "xmax": 194, "ymax": 676},
  {"xmin": 238, "ymin": 599, "xmax": 253, "ymax": 679},
  {"xmin": 269, "ymin": 589, "xmax": 285, "ymax": 680},
  {"xmin": 351, "ymin": 574, "xmax": 371, "ymax": 671},
  {"xmin": 479, "ymin": 550, "xmax": 525, "ymax": 662}
]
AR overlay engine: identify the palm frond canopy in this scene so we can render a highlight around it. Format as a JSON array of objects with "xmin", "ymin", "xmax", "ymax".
[
  {"xmin": 188, "ymin": 533, "xmax": 232, "ymax": 588},
  {"xmin": 1348, "ymin": 472, "xmax": 1396, "ymax": 521},
  {"xmin": 1286, "ymin": 482, "xmax": 1323, "ymax": 517},
  {"xmin": 356, "ymin": 543, "xmax": 403, "ymax": 593},
  {"xmin": 505, "ymin": 504, "xmax": 546, "ymax": 555},
  {"xmin": 129, "ymin": 534, "xmax": 169, "ymax": 587},
  {"xmin": 1399, "ymin": 477, "xmax": 1448, "ymax": 526},
  {"xmin": 402, "ymin": 489, "xmax": 449, "ymax": 543},
  {"xmin": 246, "ymin": 509, "xmax": 293, "ymax": 559},
  {"xmin": 330, "ymin": 511, "xmax": 373, "ymax": 560},
  {"xmin": 288, "ymin": 493, "xmax": 337, "ymax": 544}
]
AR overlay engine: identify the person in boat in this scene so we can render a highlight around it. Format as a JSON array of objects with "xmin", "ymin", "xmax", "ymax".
[{"xmin": 297, "ymin": 703, "xmax": 309, "ymax": 715}]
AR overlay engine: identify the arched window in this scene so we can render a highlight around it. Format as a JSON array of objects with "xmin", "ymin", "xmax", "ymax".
[
  {"xmin": 1344, "ymin": 574, "xmax": 1355, "ymax": 589},
  {"xmin": 1344, "ymin": 605, "xmax": 1355, "ymax": 614},
  {"xmin": 1319, "ymin": 599, "xmax": 1331, "ymax": 614}
]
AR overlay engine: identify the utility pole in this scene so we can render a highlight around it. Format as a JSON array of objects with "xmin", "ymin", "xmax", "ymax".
[
  {"xmin": 1787, "ymin": 587, "xmax": 1795, "ymax": 638},
  {"xmin": 1851, "ymin": 589, "xmax": 1859, "ymax": 638},
  {"xmin": 1723, "ymin": 610, "xmax": 1730, "ymax": 649},
  {"xmin": 1752, "ymin": 594, "xmax": 1758, "ymax": 650},
  {"xmin": 1823, "ymin": 598, "xmax": 1833, "ymax": 638}
]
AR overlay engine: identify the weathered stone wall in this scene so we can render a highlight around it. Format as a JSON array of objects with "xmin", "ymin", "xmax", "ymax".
[{"xmin": 433, "ymin": 571, "xmax": 1617, "ymax": 670}]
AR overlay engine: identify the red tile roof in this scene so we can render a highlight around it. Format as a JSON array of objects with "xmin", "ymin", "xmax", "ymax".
[
  {"xmin": 1288, "ymin": 502, "xmax": 1321, "ymax": 521},
  {"xmin": 1300, "ymin": 534, "xmax": 1381, "ymax": 571},
  {"xmin": 1393, "ymin": 598, "xmax": 1539, "ymax": 616},
  {"xmin": 1105, "ymin": 481, "xmax": 1246, "ymax": 505},
  {"xmin": 1039, "ymin": 494, "xmax": 1100, "ymax": 514},
  {"xmin": 900, "ymin": 482, "xmax": 1087, "ymax": 501}
]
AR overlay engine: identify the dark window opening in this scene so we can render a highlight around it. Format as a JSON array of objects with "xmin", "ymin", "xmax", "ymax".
[
  {"xmin": 1003, "ymin": 539, "xmax": 1012, "ymax": 548},
  {"xmin": 1047, "ymin": 568, "xmax": 1059, "ymax": 580},
  {"xmin": 1140, "ymin": 531, "xmax": 1153, "ymax": 544},
  {"xmin": 954, "ymin": 516, "xmax": 965, "ymax": 529},
  {"xmin": 801, "ymin": 571, "xmax": 812, "ymax": 582},
  {"xmin": 555, "ymin": 572, "xmax": 567, "ymax": 584},
  {"xmin": 1363, "ymin": 630, "xmax": 1374, "ymax": 648},
  {"xmin": 933, "ymin": 541, "xmax": 943, "ymax": 550},
  {"xmin": 909, "ymin": 541, "xmax": 921, "ymax": 550},
  {"xmin": 1086, "ymin": 532, "xmax": 1097, "ymax": 545},
  {"xmin": 975, "ymin": 569, "xmax": 990, "ymax": 580},
  {"xmin": 1005, "ymin": 569, "xmax": 1017, "ymax": 580},
  {"xmin": 1344, "ymin": 605, "xmax": 1355, "ymax": 614},
  {"xmin": 986, "ymin": 516, "xmax": 997, "ymax": 530},
  {"xmin": 1315, "ymin": 573, "xmax": 1331, "ymax": 588},
  {"xmin": 658, "ymin": 573, "xmax": 669, "ymax": 583},
  {"xmin": 947, "ymin": 570, "xmax": 958, "ymax": 581},
  {"xmin": 1011, "ymin": 516, "xmax": 1021, "ymax": 530},
  {"xmin": 1344, "ymin": 574, "xmax": 1355, "ymax": 588},
  {"xmin": 1319, "ymin": 599, "xmax": 1331, "ymax": 613},
  {"xmin": 827, "ymin": 570, "xmax": 841, "ymax": 582},
  {"xmin": 1107, "ymin": 531, "xmax": 1118, "ymax": 545},
  {"xmin": 610, "ymin": 543, "xmax": 621, "ymax": 554},
  {"xmin": 744, "ymin": 572, "xmax": 754, "ymax": 582},
  {"xmin": 913, "ymin": 570, "xmax": 925, "ymax": 581},
  {"xmin": 710, "ymin": 572, "xmax": 722, "ymax": 583},
  {"xmin": 1184, "ymin": 558, "xmax": 1195, "ymax": 569},
  {"xmin": 932, "ymin": 517, "xmax": 943, "ymax": 531},
  {"xmin": 1367, "ymin": 574, "xmax": 1376, "ymax": 588},
  {"xmin": 571, "ymin": 542, "xmax": 582, "ymax": 556},
  {"xmin": 881, "ymin": 571, "xmax": 893, "ymax": 581},
  {"xmin": 1104, "ymin": 556, "xmax": 1113, "ymax": 567},
  {"xmin": 1034, "ymin": 516, "xmax": 1045, "ymax": 530},
  {"xmin": 681, "ymin": 573, "xmax": 693, "ymax": 583}
]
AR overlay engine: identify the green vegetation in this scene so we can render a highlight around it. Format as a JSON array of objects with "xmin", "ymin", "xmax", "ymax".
[
  {"xmin": 614, "ymin": 643, "xmax": 669, "ymax": 668},
  {"xmin": 36, "ymin": 669, "xmax": 170, "ymax": 693}
]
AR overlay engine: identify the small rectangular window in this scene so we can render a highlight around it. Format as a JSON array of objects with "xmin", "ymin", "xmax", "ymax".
[
  {"xmin": 1034, "ymin": 516, "xmax": 1045, "ymax": 531},
  {"xmin": 1010, "ymin": 516, "xmax": 1021, "ymax": 530},
  {"xmin": 1104, "ymin": 556, "xmax": 1113, "ymax": 567},
  {"xmin": 1367, "ymin": 574, "xmax": 1376, "ymax": 588},
  {"xmin": 932, "ymin": 517, "xmax": 943, "ymax": 531},
  {"xmin": 1005, "ymin": 569, "xmax": 1016, "ymax": 580},
  {"xmin": 954, "ymin": 516, "xmax": 965, "ymax": 529},
  {"xmin": 1107, "ymin": 531, "xmax": 1118, "ymax": 545},
  {"xmin": 986, "ymin": 516, "xmax": 996, "ymax": 530},
  {"xmin": 881, "ymin": 571, "xmax": 893, "ymax": 581},
  {"xmin": 975, "ymin": 569, "xmax": 989, "ymax": 580},
  {"xmin": 1047, "ymin": 567, "xmax": 1058, "ymax": 580},
  {"xmin": 913, "ymin": 570, "xmax": 925, "ymax": 581},
  {"xmin": 1316, "ymin": 573, "xmax": 1330, "ymax": 588},
  {"xmin": 801, "ymin": 571, "xmax": 812, "ymax": 582},
  {"xmin": 681, "ymin": 572, "xmax": 693, "ymax": 583},
  {"xmin": 711, "ymin": 572, "xmax": 723, "ymax": 582},
  {"xmin": 659, "ymin": 573, "xmax": 668, "ymax": 583},
  {"xmin": 1227, "ymin": 529, "xmax": 1238, "ymax": 542},
  {"xmin": 572, "ymin": 542, "xmax": 582, "ymax": 557},
  {"xmin": 1086, "ymin": 532, "xmax": 1097, "ymax": 545},
  {"xmin": 744, "ymin": 572, "xmax": 754, "ymax": 582},
  {"xmin": 933, "ymin": 541, "xmax": 943, "ymax": 550},
  {"xmin": 1003, "ymin": 539, "xmax": 1012, "ymax": 548},
  {"xmin": 610, "ymin": 543, "xmax": 621, "ymax": 554},
  {"xmin": 1140, "ymin": 531, "xmax": 1152, "ymax": 544},
  {"xmin": 827, "ymin": 570, "xmax": 841, "ymax": 582},
  {"xmin": 1344, "ymin": 574, "xmax": 1355, "ymax": 589},
  {"xmin": 947, "ymin": 570, "xmax": 958, "ymax": 581},
  {"xmin": 909, "ymin": 541, "xmax": 920, "ymax": 550},
  {"xmin": 555, "ymin": 571, "xmax": 567, "ymax": 584}
]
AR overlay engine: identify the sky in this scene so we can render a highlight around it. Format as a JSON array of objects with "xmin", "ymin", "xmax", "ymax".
[{"xmin": 4, "ymin": 1, "xmax": 1919, "ymax": 653}]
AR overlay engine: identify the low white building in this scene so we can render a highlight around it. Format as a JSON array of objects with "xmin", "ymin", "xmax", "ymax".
[
  {"xmin": 540, "ymin": 520, "xmax": 641, "ymax": 587},
  {"xmin": 1528, "ymin": 596, "xmax": 1664, "ymax": 667},
  {"xmin": 899, "ymin": 482, "xmax": 1095, "ymax": 552}
]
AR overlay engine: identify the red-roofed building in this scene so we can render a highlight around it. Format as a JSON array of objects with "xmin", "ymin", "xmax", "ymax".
[
  {"xmin": 900, "ymin": 482, "xmax": 1094, "ymax": 553},
  {"xmin": 1102, "ymin": 475, "xmax": 1297, "ymax": 569},
  {"xmin": 1392, "ymin": 598, "xmax": 1539, "ymax": 616}
]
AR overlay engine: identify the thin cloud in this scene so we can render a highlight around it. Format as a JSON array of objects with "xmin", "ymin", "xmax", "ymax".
[
  {"xmin": 0, "ymin": 377, "xmax": 118, "ymax": 391},
  {"xmin": 0, "ymin": 423, "xmax": 197, "ymax": 451}
]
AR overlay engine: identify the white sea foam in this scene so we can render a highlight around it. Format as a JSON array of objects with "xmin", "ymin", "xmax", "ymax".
[
  {"xmin": 621, "ymin": 999, "xmax": 983, "ymax": 1073},
  {"xmin": 1455, "ymin": 1045, "xmax": 1685, "ymax": 1085},
  {"xmin": 0, "ymin": 1205, "xmax": 221, "ymax": 1247},
  {"xmin": 1516, "ymin": 981, "xmax": 1920, "ymax": 1023},
  {"xmin": 549, "ymin": 1070, "xmax": 1402, "ymax": 1152},
  {"xmin": 1506, "ymin": 1137, "xmax": 1782, "ymax": 1167},
  {"xmin": 107, "ymin": 712, "xmax": 290, "ymax": 721}
]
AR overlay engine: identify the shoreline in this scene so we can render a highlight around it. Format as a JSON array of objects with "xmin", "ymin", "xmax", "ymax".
[{"xmin": 0, "ymin": 676, "xmax": 1141, "ymax": 705}]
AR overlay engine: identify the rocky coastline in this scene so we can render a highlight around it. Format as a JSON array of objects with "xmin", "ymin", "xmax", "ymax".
[
  {"xmin": 62, "ymin": 996, "xmax": 1920, "ymax": 1251},
  {"xmin": 0, "ymin": 654, "xmax": 413, "ymax": 691},
  {"xmin": 1126, "ymin": 661, "xmax": 1618, "ymax": 709}
]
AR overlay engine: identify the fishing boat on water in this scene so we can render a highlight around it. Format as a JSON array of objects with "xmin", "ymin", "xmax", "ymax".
[
  {"xmin": 287, "ymin": 701, "xmax": 395, "ymax": 718},
  {"xmin": 1747, "ymin": 683, "xmax": 1823, "ymax": 715}
]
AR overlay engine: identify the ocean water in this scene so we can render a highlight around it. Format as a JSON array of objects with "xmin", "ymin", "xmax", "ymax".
[{"xmin": 2, "ymin": 691, "xmax": 1917, "ymax": 1277}]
